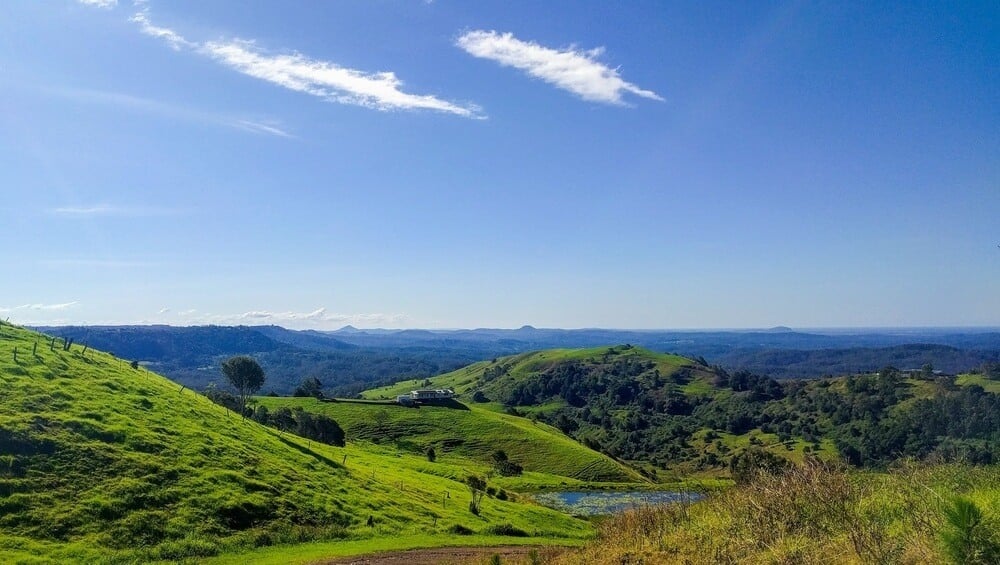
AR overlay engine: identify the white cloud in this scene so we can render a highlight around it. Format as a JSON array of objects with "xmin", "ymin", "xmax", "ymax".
[
  {"xmin": 126, "ymin": 6, "xmax": 481, "ymax": 117},
  {"xmin": 46, "ymin": 203, "xmax": 183, "ymax": 217},
  {"xmin": 158, "ymin": 307, "xmax": 406, "ymax": 329},
  {"xmin": 130, "ymin": 6, "xmax": 193, "ymax": 51},
  {"xmin": 38, "ymin": 258, "xmax": 159, "ymax": 268},
  {"xmin": 202, "ymin": 40, "xmax": 482, "ymax": 117},
  {"xmin": 78, "ymin": 0, "xmax": 117, "ymax": 8},
  {"xmin": 456, "ymin": 30, "xmax": 662, "ymax": 105},
  {"xmin": 48, "ymin": 204, "xmax": 119, "ymax": 216},
  {"xmin": 48, "ymin": 87, "xmax": 292, "ymax": 137},
  {"xmin": 0, "ymin": 302, "xmax": 79, "ymax": 313}
]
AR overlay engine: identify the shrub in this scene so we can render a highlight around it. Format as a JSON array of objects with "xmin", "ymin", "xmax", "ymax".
[
  {"xmin": 940, "ymin": 497, "xmax": 1000, "ymax": 564},
  {"xmin": 484, "ymin": 523, "xmax": 528, "ymax": 537},
  {"xmin": 447, "ymin": 524, "xmax": 474, "ymax": 535},
  {"xmin": 728, "ymin": 447, "xmax": 791, "ymax": 484}
]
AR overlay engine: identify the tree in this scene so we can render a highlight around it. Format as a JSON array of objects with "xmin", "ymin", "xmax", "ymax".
[
  {"xmin": 221, "ymin": 356, "xmax": 266, "ymax": 417},
  {"xmin": 466, "ymin": 475, "xmax": 486, "ymax": 515},
  {"xmin": 294, "ymin": 376, "xmax": 324, "ymax": 399},
  {"xmin": 920, "ymin": 363, "xmax": 935, "ymax": 381},
  {"xmin": 490, "ymin": 449, "xmax": 523, "ymax": 476},
  {"xmin": 373, "ymin": 409, "xmax": 391, "ymax": 434}
]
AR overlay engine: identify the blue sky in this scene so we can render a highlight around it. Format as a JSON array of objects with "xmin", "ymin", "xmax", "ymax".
[{"xmin": 1, "ymin": 1, "xmax": 997, "ymax": 329}]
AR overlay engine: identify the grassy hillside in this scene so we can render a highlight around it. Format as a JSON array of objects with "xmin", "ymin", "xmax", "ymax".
[
  {"xmin": 362, "ymin": 346, "xmax": 714, "ymax": 401},
  {"xmin": 254, "ymin": 397, "xmax": 641, "ymax": 484},
  {"xmin": 364, "ymin": 346, "xmax": 999, "ymax": 476},
  {"xmin": 0, "ymin": 323, "xmax": 591, "ymax": 563}
]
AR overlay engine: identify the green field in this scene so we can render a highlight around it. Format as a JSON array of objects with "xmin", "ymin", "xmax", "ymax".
[
  {"xmin": 0, "ymin": 323, "xmax": 591, "ymax": 563},
  {"xmin": 957, "ymin": 373, "xmax": 1000, "ymax": 394},
  {"xmin": 255, "ymin": 396, "xmax": 641, "ymax": 484}
]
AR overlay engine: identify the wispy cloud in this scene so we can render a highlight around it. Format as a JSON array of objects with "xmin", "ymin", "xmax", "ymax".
[
  {"xmin": 119, "ymin": 4, "xmax": 481, "ymax": 118},
  {"xmin": 46, "ymin": 203, "xmax": 183, "ymax": 218},
  {"xmin": 38, "ymin": 258, "xmax": 160, "ymax": 268},
  {"xmin": 78, "ymin": 0, "xmax": 117, "ymax": 8},
  {"xmin": 48, "ymin": 87, "xmax": 292, "ymax": 137},
  {"xmin": 202, "ymin": 40, "xmax": 483, "ymax": 117},
  {"xmin": 235, "ymin": 307, "xmax": 406, "ymax": 326},
  {"xmin": 0, "ymin": 301, "xmax": 79, "ymax": 313},
  {"xmin": 161, "ymin": 307, "xmax": 406, "ymax": 329},
  {"xmin": 130, "ymin": 4, "xmax": 193, "ymax": 51},
  {"xmin": 456, "ymin": 30, "xmax": 662, "ymax": 105}
]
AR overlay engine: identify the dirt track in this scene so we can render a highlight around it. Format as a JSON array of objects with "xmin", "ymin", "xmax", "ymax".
[{"xmin": 319, "ymin": 545, "xmax": 561, "ymax": 564}]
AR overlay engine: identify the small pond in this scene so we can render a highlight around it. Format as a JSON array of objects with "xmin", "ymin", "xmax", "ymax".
[{"xmin": 532, "ymin": 491, "xmax": 703, "ymax": 516}]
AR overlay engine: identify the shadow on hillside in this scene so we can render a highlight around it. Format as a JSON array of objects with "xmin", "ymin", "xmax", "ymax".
[
  {"xmin": 272, "ymin": 432, "xmax": 342, "ymax": 470},
  {"xmin": 415, "ymin": 399, "xmax": 470, "ymax": 411}
]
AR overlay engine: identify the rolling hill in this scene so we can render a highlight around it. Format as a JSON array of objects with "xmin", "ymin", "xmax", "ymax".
[
  {"xmin": 364, "ymin": 345, "xmax": 1000, "ymax": 475},
  {"xmin": 253, "ymin": 397, "xmax": 642, "ymax": 485},
  {"xmin": 0, "ymin": 322, "xmax": 591, "ymax": 563}
]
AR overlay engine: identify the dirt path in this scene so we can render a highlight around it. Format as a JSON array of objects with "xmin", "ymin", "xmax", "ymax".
[{"xmin": 318, "ymin": 545, "xmax": 559, "ymax": 564}]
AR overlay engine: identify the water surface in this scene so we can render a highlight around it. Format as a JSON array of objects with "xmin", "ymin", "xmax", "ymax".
[{"xmin": 533, "ymin": 490, "xmax": 702, "ymax": 516}]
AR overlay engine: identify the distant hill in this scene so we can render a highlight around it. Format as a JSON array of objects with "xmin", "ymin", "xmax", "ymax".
[
  {"xmin": 36, "ymin": 325, "xmax": 482, "ymax": 395},
  {"xmin": 365, "ymin": 346, "xmax": 1000, "ymax": 474},
  {"xmin": 34, "ymin": 325, "xmax": 1000, "ymax": 397},
  {"xmin": 0, "ymin": 323, "xmax": 590, "ymax": 562},
  {"xmin": 720, "ymin": 343, "xmax": 1000, "ymax": 378}
]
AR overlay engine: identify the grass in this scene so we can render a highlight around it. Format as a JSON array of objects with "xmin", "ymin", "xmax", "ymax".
[
  {"xmin": 202, "ymin": 534, "xmax": 585, "ymax": 565},
  {"xmin": 255, "ymin": 396, "xmax": 640, "ymax": 483},
  {"xmin": 690, "ymin": 428, "xmax": 839, "ymax": 465},
  {"xmin": 556, "ymin": 460, "xmax": 1000, "ymax": 564},
  {"xmin": 956, "ymin": 373, "xmax": 1000, "ymax": 394},
  {"xmin": 361, "ymin": 346, "xmax": 703, "ymax": 401},
  {"xmin": 0, "ymin": 323, "xmax": 592, "ymax": 563}
]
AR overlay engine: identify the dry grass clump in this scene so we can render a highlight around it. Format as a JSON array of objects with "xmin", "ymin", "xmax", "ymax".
[{"xmin": 554, "ymin": 459, "xmax": 999, "ymax": 564}]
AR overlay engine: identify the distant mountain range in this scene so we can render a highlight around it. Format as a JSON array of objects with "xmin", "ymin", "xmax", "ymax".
[{"xmin": 33, "ymin": 324, "xmax": 1000, "ymax": 393}]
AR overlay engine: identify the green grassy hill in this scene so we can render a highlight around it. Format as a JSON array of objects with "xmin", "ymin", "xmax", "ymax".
[
  {"xmin": 0, "ymin": 323, "xmax": 591, "ymax": 564},
  {"xmin": 365, "ymin": 345, "xmax": 999, "ymax": 476},
  {"xmin": 254, "ymin": 397, "xmax": 641, "ymax": 485},
  {"xmin": 363, "ymin": 346, "xmax": 715, "ymax": 402}
]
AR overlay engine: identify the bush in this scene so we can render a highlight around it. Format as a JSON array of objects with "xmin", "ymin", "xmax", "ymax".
[
  {"xmin": 728, "ymin": 447, "xmax": 791, "ymax": 484},
  {"xmin": 484, "ymin": 523, "xmax": 528, "ymax": 537},
  {"xmin": 447, "ymin": 524, "xmax": 475, "ymax": 535},
  {"xmin": 941, "ymin": 497, "xmax": 1000, "ymax": 564}
]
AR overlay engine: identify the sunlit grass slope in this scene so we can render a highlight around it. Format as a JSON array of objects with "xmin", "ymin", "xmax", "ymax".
[
  {"xmin": 0, "ymin": 323, "xmax": 590, "ymax": 564},
  {"xmin": 363, "ymin": 346, "xmax": 712, "ymax": 401},
  {"xmin": 255, "ymin": 397, "xmax": 640, "ymax": 483}
]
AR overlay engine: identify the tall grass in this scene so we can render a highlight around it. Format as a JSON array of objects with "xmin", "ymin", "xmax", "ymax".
[{"xmin": 556, "ymin": 460, "xmax": 999, "ymax": 564}]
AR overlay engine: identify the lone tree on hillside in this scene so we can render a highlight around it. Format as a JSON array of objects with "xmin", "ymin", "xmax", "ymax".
[{"xmin": 221, "ymin": 355, "xmax": 266, "ymax": 417}]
